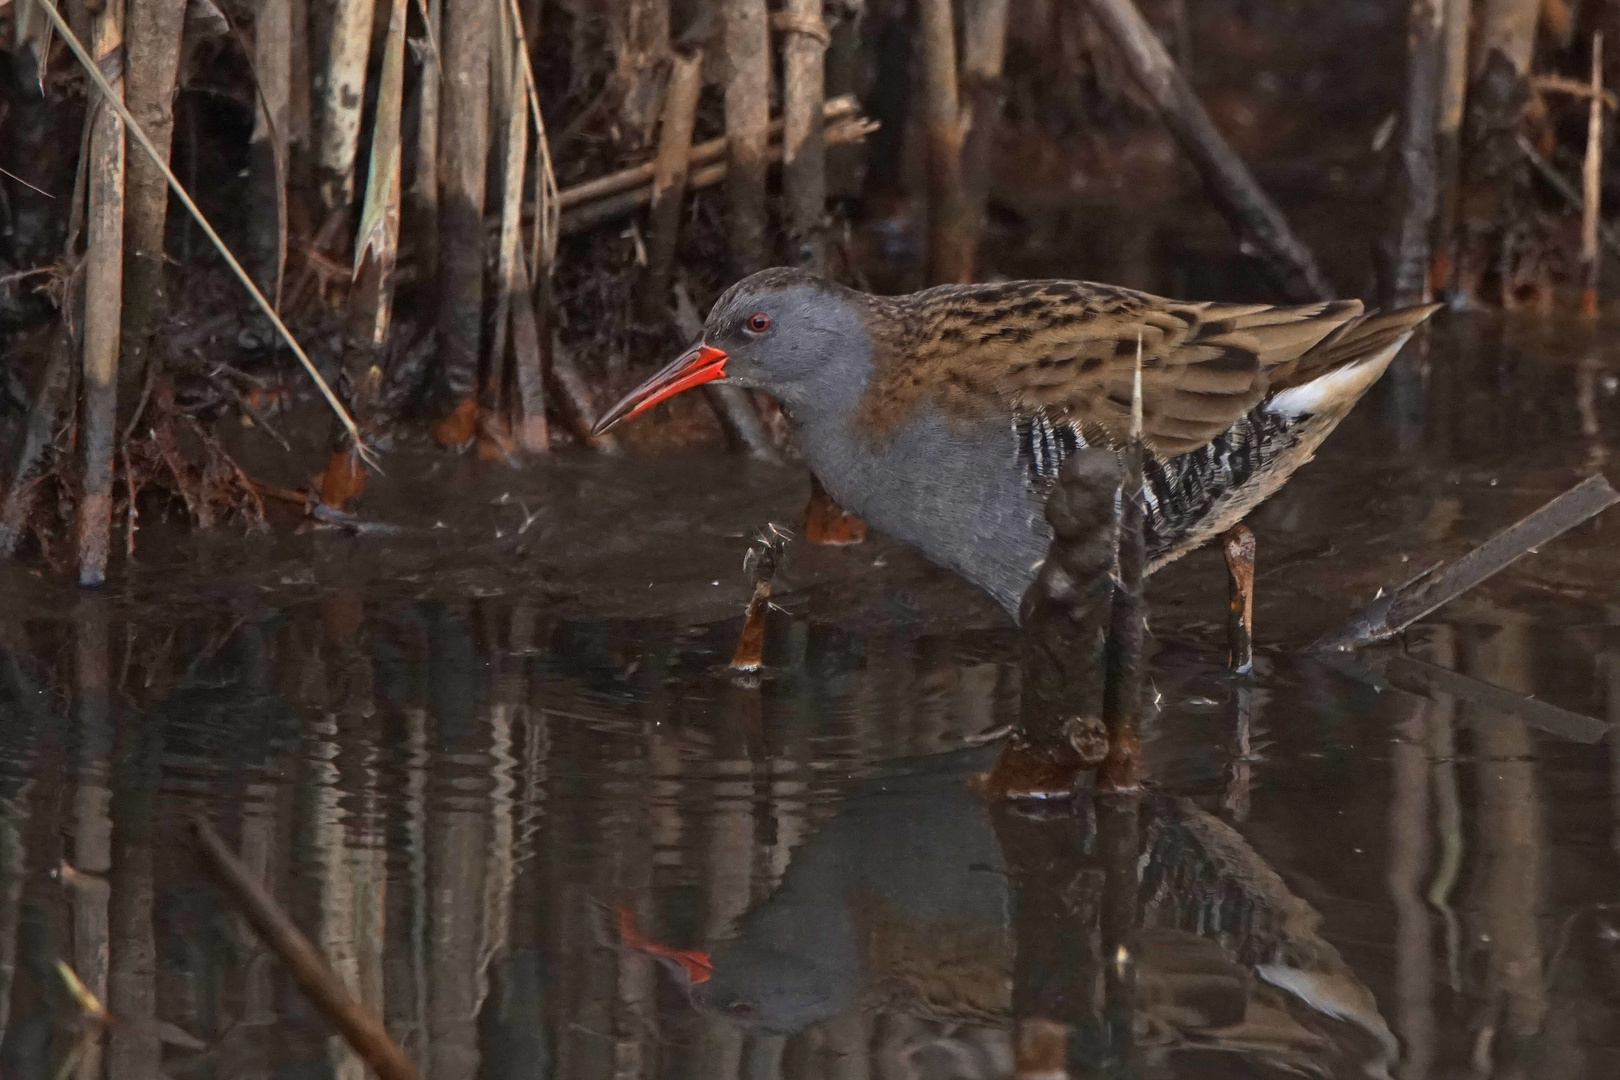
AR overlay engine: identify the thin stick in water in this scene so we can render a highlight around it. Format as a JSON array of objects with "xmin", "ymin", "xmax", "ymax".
[
  {"xmin": 191, "ymin": 819, "xmax": 422, "ymax": 1080},
  {"xmin": 1099, "ymin": 341, "xmax": 1147, "ymax": 793},
  {"xmin": 1311, "ymin": 473, "xmax": 1620, "ymax": 650}
]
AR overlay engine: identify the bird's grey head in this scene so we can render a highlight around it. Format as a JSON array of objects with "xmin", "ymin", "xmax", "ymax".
[
  {"xmin": 591, "ymin": 268, "xmax": 871, "ymax": 436},
  {"xmin": 701, "ymin": 268, "xmax": 871, "ymax": 410}
]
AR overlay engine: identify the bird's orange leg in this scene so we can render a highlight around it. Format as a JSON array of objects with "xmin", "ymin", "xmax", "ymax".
[
  {"xmin": 802, "ymin": 475, "xmax": 867, "ymax": 545},
  {"xmin": 1223, "ymin": 523, "xmax": 1256, "ymax": 675}
]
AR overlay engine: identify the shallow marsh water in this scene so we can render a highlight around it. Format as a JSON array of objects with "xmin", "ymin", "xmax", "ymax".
[{"xmin": 3, "ymin": 315, "xmax": 1620, "ymax": 1078}]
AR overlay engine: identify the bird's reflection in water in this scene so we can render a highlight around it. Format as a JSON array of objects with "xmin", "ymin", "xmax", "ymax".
[
  {"xmin": 629, "ymin": 743, "xmax": 1397, "ymax": 1080},
  {"xmin": 622, "ymin": 452, "xmax": 1398, "ymax": 1080}
]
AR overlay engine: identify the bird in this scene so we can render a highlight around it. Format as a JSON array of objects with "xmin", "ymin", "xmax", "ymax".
[
  {"xmin": 594, "ymin": 268, "xmax": 1439, "ymax": 617},
  {"xmin": 612, "ymin": 746, "xmax": 1399, "ymax": 1079}
]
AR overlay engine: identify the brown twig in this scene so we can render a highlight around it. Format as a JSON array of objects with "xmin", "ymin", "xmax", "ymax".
[
  {"xmin": 548, "ymin": 332, "xmax": 619, "ymax": 452},
  {"xmin": 1085, "ymin": 0, "xmax": 1334, "ymax": 301},
  {"xmin": 191, "ymin": 818, "xmax": 422, "ymax": 1080},
  {"xmin": 558, "ymin": 117, "xmax": 878, "ymax": 236},
  {"xmin": 557, "ymin": 96, "xmax": 859, "ymax": 210},
  {"xmin": 1514, "ymin": 133, "xmax": 1620, "ymax": 260},
  {"xmin": 1531, "ymin": 73, "xmax": 1618, "ymax": 108},
  {"xmin": 1310, "ymin": 474, "xmax": 1620, "ymax": 650},
  {"xmin": 1098, "ymin": 348, "xmax": 1147, "ymax": 793}
]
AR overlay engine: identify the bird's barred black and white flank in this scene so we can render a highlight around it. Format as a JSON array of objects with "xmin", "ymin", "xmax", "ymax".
[{"xmin": 1015, "ymin": 407, "xmax": 1301, "ymax": 564}]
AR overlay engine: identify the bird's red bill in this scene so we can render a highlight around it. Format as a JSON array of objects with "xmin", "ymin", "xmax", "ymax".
[
  {"xmin": 615, "ymin": 904, "xmax": 713, "ymax": 985},
  {"xmin": 592, "ymin": 342, "xmax": 729, "ymax": 435}
]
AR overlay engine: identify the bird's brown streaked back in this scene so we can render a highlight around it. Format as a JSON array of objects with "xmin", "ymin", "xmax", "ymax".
[{"xmin": 848, "ymin": 279, "xmax": 1381, "ymax": 456}]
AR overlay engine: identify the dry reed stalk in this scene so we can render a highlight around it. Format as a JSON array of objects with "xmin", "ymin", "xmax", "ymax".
[
  {"xmin": 1431, "ymin": 0, "xmax": 1469, "ymax": 287},
  {"xmin": 1473, "ymin": 0, "xmax": 1540, "ymax": 75},
  {"xmin": 1379, "ymin": 0, "xmax": 1443, "ymax": 308},
  {"xmin": 1581, "ymin": 34, "xmax": 1603, "ymax": 318},
  {"xmin": 408, "ymin": 0, "xmax": 443, "ymax": 274},
  {"xmin": 324, "ymin": 0, "xmax": 409, "ymax": 507},
  {"xmin": 14, "ymin": 0, "xmax": 53, "ymax": 96},
  {"xmin": 247, "ymin": 0, "xmax": 291, "ymax": 302},
  {"xmin": 433, "ymin": 0, "xmax": 494, "ymax": 442},
  {"xmin": 558, "ymin": 115, "xmax": 878, "ymax": 235},
  {"xmin": 488, "ymin": 19, "xmax": 529, "ymax": 417},
  {"xmin": 314, "ymin": 0, "xmax": 378, "ymax": 218},
  {"xmin": 611, "ymin": 0, "xmax": 670, "ymax": 149},
  {"xmin": 639, "ymin": 47, "xmax": 705, "ymax": 320},
  {"xmin": 509, "ymin": 253, "xmax": 548, "ymax": 453},
  {"xmin": 958, "ymin": 0, "xmax": 1010, "ymax": 283},
  {"xmin": 780, "ymin": 0, "xmax": 829, "ymax": 271},
  {"xmin": 1086, "ymin": 0, "xmax": 1334, "ymax": 302},
  {"xmin": 192, "ymin": 819, "xmax": 423, "ymax": 1080},
  {"xmin": 288, "ymin": 0, "xmax": 312, "ymax": 152},
  {"xmin": 494, "ymin": 0, "xmax": 556, "ymax": 278},
  {"xmin": 725, "ymin": 0, "xmax": 772, "ymax": 274},
  {"xmin": 919, "ymin": 0, "xmax": 972, "ymax": 284},
  {"xmin": 1098, "ymin": 356, "xmax": 1146, "ymax": 794},
  {"xmin": 120, "ymin": 0, "xmax": 186, "ymax": 394},
  {"xmin": 548, "ymin": 331, "xmax": 618, "ymax": 451},
  {"xmin": 76, "ymin": 0, "xmax": 126, "ymax": 588},
  {"xmin": 0, "ymin": 333, "xmax": 72, "ymax": 557},
  {"xmin": 35, "ymin": 1, "xmax": 370, "ymax": 455},
  {"xmin": 558, "ymin": 96, "xmax": 860, "ymax": 210}
]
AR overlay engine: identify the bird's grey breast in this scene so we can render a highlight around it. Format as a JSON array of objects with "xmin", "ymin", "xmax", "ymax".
[{"xmin": 797, "ymin": 405, "xmax": 1054, "ymax": 614}]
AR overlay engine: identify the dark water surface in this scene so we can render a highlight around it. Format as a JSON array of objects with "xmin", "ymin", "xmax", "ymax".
[{"xmin": 4, "ymin": 316, "xmax": 1620, "ymax": 1078}]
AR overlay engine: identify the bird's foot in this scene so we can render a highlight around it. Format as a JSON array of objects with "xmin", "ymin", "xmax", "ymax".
[{"xmin": 970, "ymin": 740, "xmax": 1083, "ymax": 802}]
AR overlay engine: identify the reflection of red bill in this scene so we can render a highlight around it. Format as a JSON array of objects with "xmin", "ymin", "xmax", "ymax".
[{"xmin": 616, "ymin": 904, "xmax": 713, "ymax": 985}]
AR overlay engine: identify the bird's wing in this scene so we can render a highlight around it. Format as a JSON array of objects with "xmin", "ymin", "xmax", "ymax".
[{"xmin": 860, "ymin": 282, "xmax": 1366, "ymax": 457}]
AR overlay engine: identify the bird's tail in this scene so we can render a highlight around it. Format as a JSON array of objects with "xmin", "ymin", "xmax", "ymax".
[{"xmin": 1265, "ymin": 303, "xmax": 1441, "ymax": 418}]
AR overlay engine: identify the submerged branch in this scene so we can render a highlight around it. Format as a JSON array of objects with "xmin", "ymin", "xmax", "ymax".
[
  {"xmin": 1311, "ymin": 474, "xmax": 1619, "ymax": 650},
  {"xmin": 191, "ymin": 819, "xmax": 421, "ymax": 1080}
]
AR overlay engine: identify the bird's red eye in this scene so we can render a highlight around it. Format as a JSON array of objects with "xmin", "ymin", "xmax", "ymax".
[{"xmin": 747, "ymin": 313, "xmax": 771, "ymax": 333}]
